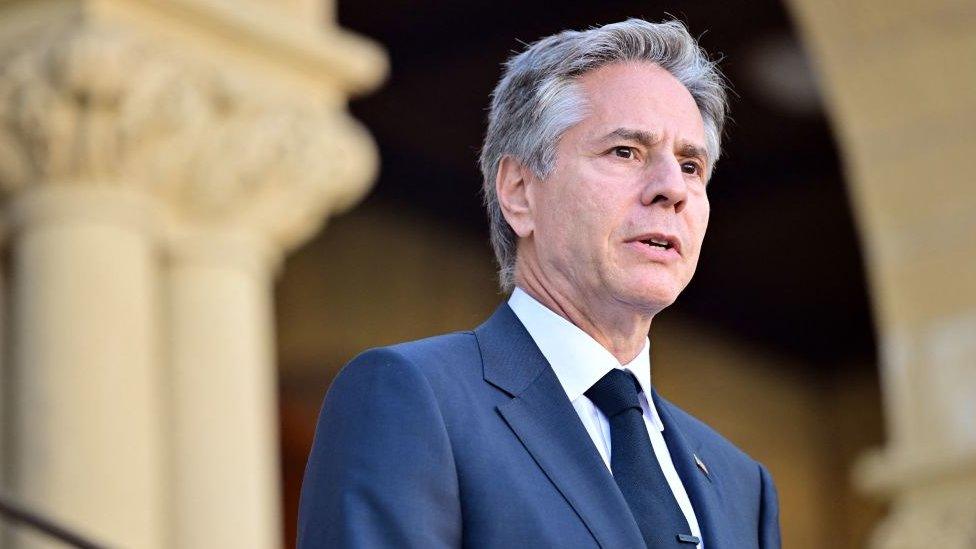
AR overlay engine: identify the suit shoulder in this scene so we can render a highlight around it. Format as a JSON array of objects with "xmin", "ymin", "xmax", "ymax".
[
  {"xmin": 323, "ymin": 331, "xmax": 481, "ymax": 425},
  {"xmin": 385, "ymin": 331, "xmax": 481, "ymax": 381},
  {"xmin": 386, "ymin": 330, "xmax": 479, "ymax": 363},
  {"xmin": 323, "ymin": 332, "xmax": 482, "ymax": 435},
  {"xmin": 338, "ymin": 331, "xmax": 480, "ymax": 382}
]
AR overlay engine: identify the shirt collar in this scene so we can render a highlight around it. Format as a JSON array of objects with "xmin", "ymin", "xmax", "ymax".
[{"xmin": 507, "ymin": 287, "xmax": 655, "ymax": 407}]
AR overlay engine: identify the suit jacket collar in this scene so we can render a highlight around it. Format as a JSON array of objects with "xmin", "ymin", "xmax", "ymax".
[
  {"xmin": 653, "ymin": 390, "xmax": 733, "ymax": 549},
  {"xmin": 477, "ymin": 303, "xmax": 548, "ymax": 397},
  {"xmin": 506, "ymin": 287, "xmax": 654, "ymax": 406},
  {"xmin": 476, "ymin": 303, "xmax": 732, "ymax": 549},
  {"xmin": 476, "ymin": 304, "xmax": 644, "ymax": 548}
]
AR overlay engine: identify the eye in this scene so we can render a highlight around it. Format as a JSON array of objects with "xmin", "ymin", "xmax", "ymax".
[
  {"xmin": 611, "ymin": 146, "xmax": 637, "ymax": 159},
  {"xmin": 681, "ymin": 161, "xmax": 703, "ymax": 176}
]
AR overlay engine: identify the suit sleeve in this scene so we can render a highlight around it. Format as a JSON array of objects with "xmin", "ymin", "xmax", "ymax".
[
  {"xmin": 297, "ymin": 348, "xmax": 462, "ymax": 548},
  {"xmin": 757, "ymin": 462, "xmax": 782, "ymax": 549}
]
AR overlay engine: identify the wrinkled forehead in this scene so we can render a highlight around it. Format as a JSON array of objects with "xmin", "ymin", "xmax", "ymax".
[{"xmin": 575, "ymin": 62, "xmax": 706, "ymax": 142}]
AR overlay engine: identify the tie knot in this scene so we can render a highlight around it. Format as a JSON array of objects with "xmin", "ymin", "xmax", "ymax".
[{"xmin": 584, "ymin": 368, "xmax": 642, "ymax": 418}]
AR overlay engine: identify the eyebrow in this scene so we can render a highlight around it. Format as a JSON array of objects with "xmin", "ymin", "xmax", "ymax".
[
  {"xmin": 600, "ymin": 128, "xmax": 657, "ymax": 148},
  {"xmin": 600, "ymin": 127, "xmax": 710, "ymax": 165},
  {"xmin": 677, "ymin": 142, "xmax": 709, "ymax": 163}
]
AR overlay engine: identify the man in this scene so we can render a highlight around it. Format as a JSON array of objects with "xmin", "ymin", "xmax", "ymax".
[{"xmin": 299, "ymin": 18, "xmax": 781, "ymax": 549}]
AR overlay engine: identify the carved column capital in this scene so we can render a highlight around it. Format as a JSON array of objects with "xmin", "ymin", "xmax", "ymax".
[
  {"xmin": 0, "ymin": 21, "xmax": 378, "ymax": 254},
  {"xmin": 0, "ymin": 25, "xmax": 203, "ymax": 191},
  {"xmin": 159, "ymin": 102, "xmax": 378, "ymax": 256},
  {"xmin": 0, "ymin": 3, "xmax": 386, "ymax": 546}
]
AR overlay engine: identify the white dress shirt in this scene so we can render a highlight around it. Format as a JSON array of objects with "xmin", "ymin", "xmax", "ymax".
[{"xmin": 508, "ymin": 287, "xmax": 704, "ymax": 548}]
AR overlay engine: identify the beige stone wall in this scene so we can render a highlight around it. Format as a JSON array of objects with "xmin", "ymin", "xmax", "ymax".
[
  {"xmin": 654, "ymin": 326, "xmax": 886, "ymax": 549},
  {"xmin": 786, "ymin": 0, "xmax": 976, "ymax": 546},
  {"xmin": 0, "ymin": 1, "xmax": 386, "ymax": 547}
]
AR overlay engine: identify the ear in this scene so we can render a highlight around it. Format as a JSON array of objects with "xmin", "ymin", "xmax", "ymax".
[{"xmin": 496, "ymin": 155, "xmax": 535, "ymax": 238}]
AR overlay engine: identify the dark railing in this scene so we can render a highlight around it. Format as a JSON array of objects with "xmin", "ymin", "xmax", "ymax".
[{"xmin": 0, "ymin": 493, "xmax": 108, "ymax": 549}]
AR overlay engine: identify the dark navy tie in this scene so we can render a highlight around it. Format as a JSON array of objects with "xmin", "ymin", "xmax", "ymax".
[{"xmin": 585, "ymin": 369, "xmax": 694, "ymax": 548}]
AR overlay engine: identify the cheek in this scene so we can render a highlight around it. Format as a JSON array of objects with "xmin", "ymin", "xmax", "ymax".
[
  {"xmin": 569, "ymin": 189, "xmax": 622, "ymax": 255},
  {"xmin": 532, "ymin": 188, "xmax": 586, "ymax": 259},
  {"xmin": 539, "ymin": 159, "xmax": 630, "ymax": 258},
  {"xmin": 682, "ymin": 198, "xmax": 710, "ymax": 261},
  {"xmin": 692, "ymin": 196, "xmax": 710, "ymax": 237},
  {"xmin": 546, "ymin": 182, "xmax": 606, "ymax": 239}
]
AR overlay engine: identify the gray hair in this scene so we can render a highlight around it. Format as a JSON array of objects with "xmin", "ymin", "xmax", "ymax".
[{"xmin": 479, "ymin": 18, "xmax": 729, "ymax": 292}]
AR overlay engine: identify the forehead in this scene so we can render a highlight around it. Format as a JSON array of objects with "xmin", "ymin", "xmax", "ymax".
[{"xmin": 575, "ymin": 61, "xmax": 705, "ymax": 143}]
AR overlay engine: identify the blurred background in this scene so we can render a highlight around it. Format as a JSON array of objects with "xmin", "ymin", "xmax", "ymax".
[{"xmin": 1, "ymin": 0, "xmax": 973, "ymax": 548}]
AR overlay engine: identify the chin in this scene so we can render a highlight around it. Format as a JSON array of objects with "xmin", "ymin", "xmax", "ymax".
[
  {"xmin": 615, "ymin": 283, "xmax": 681, "ymax": 315},
  {"xmin": 633, "ymin": 263, "xmax": 687, "ymax": 291},
  {"xmin": 642, "ymin": 292, "xmax": 680, "ymax": 313},
  {"xmin": 606, "ymin": 267, "xmax": 687, "ymax": 313}
]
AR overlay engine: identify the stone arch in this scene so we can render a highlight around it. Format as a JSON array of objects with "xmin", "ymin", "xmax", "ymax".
[{"xmin": 785, "ymin": 0, "xmax": 976, "ymax": 546}]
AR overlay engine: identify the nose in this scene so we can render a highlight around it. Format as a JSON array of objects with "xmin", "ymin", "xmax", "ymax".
[{"xmin": 639, "ymin": 155, "xmax": 688, "ymax": 213}]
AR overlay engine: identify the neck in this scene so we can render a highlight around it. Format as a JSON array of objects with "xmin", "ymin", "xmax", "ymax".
[{"xmin": 514, "ymin": 264, "xmax": 654, "ymax": 365}]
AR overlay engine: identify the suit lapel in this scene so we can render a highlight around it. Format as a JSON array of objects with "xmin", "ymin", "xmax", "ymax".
[
  {"xmin": 476, "ymin": 305, "xmax": 644, "ymax": 549},
  {"xmin": 652, "ymin": 389, "xmax": 732, "ymax": 549}
]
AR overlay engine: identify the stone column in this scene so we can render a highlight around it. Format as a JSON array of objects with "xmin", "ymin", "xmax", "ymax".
[
  {"xmin": 167, "ymin": 229, "xmax": 281, "ymax": 549},
  {"xmin": 162, "ymin": 104, "xmax": 378, "ymax": 548},
  {"xmin": 0, "ymin": 221, "xmax": 6, "ymax": 527},
  {"xmin": 785, "ymin": 0, "xmax": 976, "ymax": 546},
  {"xmin": 3, "ymin": 187, "xmax": 165, "ymax": 548},
  {"xmin": 0, "ymin": 1, "xmax": 385, "ymax": 547},
  {"xmin": 0, "ymin": 27, "xmax": 173, "ymax": 547}
]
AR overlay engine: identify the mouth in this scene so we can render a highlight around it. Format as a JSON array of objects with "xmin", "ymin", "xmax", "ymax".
[{"xmin": 631, "ymin": 233, "xmax": 681, "ymax": 256}]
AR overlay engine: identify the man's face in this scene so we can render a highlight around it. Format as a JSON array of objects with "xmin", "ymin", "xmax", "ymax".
[{"xmin": 525, "ymin": 61, "xmax": 710, "ymax": 315}]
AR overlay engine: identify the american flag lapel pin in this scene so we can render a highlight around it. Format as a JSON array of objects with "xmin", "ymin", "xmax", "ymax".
[{"xmin": 694, "ymin": 453, "xmax": 709, "ymax": 477}]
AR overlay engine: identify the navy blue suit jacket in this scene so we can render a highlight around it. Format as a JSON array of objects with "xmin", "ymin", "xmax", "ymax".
[{"xmin": 298, "ymin": 304, "xmax": 781, "ymax": 548}]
